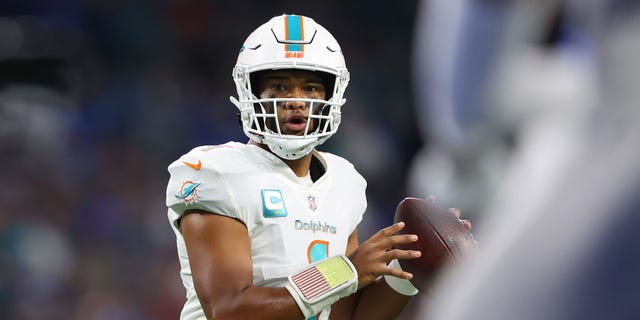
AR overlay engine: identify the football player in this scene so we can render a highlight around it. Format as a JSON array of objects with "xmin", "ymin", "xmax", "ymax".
[{"xmin": 166, "ymin": 14, "xmax": 424, "ymax": 320}]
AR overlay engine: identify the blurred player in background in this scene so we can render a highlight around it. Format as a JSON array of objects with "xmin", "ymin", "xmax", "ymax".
[
  {"xmin": 410, "ymin": 0, "xmax": 640, "ymax": 319},
  {"xmin": 165, "ymin": 14, "xmax": 452, "ymax": 320}
]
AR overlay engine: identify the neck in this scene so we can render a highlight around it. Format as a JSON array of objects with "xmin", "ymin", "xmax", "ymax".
[{"xmin": 249, "ymin": 140, "xmax": 312, "ymax": 177}]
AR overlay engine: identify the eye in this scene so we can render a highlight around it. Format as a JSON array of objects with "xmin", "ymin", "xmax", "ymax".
[
  {"xmin": 305, "ymin": 85, "xmax": 324, "ymax": 93},
  {"xmin": 273, "ymin": 83, "xmax": 286, "ymax": 91}
]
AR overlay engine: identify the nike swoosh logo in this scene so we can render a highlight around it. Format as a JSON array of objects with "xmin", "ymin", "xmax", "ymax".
[{"xmin": 182, "ymin": 160, "xmax": 202, "ymax": 170}]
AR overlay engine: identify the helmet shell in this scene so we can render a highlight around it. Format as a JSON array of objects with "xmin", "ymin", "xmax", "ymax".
[{"xmin": 231, "ymin": 14, "xmax": 350, "ymax": 159}]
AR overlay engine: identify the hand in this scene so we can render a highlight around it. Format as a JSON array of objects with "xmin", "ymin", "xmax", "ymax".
[
  {"xmin": 426, "ymin": 194, "xmax": 472, "ymax": 231},
  {"xmin": 347, "ymin": 222, "xmax": 421, "ymax": 289},
  {"xmin": 449, "ymin": 207, "xmax": 472, "ymax": 231}
]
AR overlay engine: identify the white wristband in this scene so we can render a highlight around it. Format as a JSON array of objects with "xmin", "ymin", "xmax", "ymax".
[
  {"xmin": 384, "ymin": 259, "xmax": 419, "ymax": 296},
  {"xmin": 285, "ymin": 255, "xmax": 358, "ymax": 319}
]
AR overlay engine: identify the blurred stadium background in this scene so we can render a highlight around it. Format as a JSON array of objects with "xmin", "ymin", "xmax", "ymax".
[{"xmin": 0, "ymin": 1, "xmax": 421, "ymax": 319}]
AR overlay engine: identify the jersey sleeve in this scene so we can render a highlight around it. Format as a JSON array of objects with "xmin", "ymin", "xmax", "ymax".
[
  {"xmin": 165, "ymin": 147, "xmax": 241, "ymax": 226},
  {"xmin": 349, "ymin": 168, "xmax": 367, "ymax": 234}
]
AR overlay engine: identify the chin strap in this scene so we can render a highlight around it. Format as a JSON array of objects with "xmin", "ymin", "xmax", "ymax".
[{"xmin": 285, "ymin": 255, "xmax": 358, "ymax": 319}]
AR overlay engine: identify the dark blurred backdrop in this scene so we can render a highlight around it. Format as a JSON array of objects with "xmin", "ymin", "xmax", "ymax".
[{"xmin": 0, "ymin": 1, "xmax": 422, "ymax": 319}]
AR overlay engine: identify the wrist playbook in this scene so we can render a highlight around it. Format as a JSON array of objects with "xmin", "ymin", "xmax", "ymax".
[{"xmin": 285, "ymin": 255, "xmax": 358, "ymax": 318}]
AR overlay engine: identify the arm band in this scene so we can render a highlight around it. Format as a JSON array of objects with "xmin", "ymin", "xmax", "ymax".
[
  {"xmin": 285, "ymin": 255, "xmax": 358, "ymax": 319},
  {"xmin": 383, "ymin": 259, "xmax": 419, "ymax": 296}
]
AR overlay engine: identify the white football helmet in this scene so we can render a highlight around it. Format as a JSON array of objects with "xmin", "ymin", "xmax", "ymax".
[{"xmin": 230, "ymin": 14, "xmax": 350, "ymax": 160}]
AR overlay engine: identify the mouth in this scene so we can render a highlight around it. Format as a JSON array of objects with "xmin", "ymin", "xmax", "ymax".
[{"xmin": 283, "ymin": 113, "xmax": 309, "ymax": 134}]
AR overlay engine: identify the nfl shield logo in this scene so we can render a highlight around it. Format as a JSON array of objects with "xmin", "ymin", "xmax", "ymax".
[{"xmin": 307, "ymin": 196, "xmax": 318, "ymax": 211}]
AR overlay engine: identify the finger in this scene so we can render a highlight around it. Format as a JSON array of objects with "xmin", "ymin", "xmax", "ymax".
[
  {"xmin": 388, "ymin": 233, "xmax": 419, "ymax": 247},
  {"xmin": 425, "ymin": 194, "xmax": 436, "ymax": 204},
  {"xmin": 460, "ymin": 219, "xmax": 472, "ymax": 231},
  {"xmin": 369, "ymin": 232, "xmax": 418, "ymax": 252},
  {"xmin": 385, "ymin": 248, "xmax": 422, "ymax": 261},
  {"xmin": 386, "ymin": 265, "xmax": 414, "ymax": 280},
  {"xmin": 375, "ymin": 221, "xmax": 406, "ymax": 239},
  {"xmin": 448, "ymin": 207, "xmax": 461, "ymax": 219}
]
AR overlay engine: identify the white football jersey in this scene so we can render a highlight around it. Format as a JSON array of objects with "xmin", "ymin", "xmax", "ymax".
[{"xmin": 166, "ymin": 142, "xmax": 367, "ymax": 320}]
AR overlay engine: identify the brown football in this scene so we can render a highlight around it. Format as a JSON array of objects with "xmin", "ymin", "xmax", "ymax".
[{"xmin": 394, "ymin": 197, "xmax": 478, "ymax": 290}]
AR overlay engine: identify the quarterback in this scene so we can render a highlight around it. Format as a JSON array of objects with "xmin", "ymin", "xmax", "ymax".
[{"xmin": 166, "ymin": 14, "xmax": 423, "ymax": 319}]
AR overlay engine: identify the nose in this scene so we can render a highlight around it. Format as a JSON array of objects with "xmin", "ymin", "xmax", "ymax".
[
  {"xmin": 282, "ymin": 100, "xmax": 306, "ymax": 110},
  {"xmin": 283, "ymin": 87, "xmax": 307, "ymax": 110}
]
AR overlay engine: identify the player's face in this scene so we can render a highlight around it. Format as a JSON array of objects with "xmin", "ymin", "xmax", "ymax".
[{"xmin": 256, "ymin": 70, "xmax": 327, "ymax": 136}]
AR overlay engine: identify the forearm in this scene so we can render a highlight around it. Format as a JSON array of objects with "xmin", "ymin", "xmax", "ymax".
[
  {"xmin": 199, "ymin": 286, "xmax": 304, "ymax": 320},
  {"xmin": 200, "ymin": 253, "xmax": 358, "ymax": 320},
  {"xmin": 331, "ymin": 277, "xmax": 413, "ymax": 320},
  {"xmin": 352, "ymin": 277, "xmax": 413, "ymax": 320}
]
